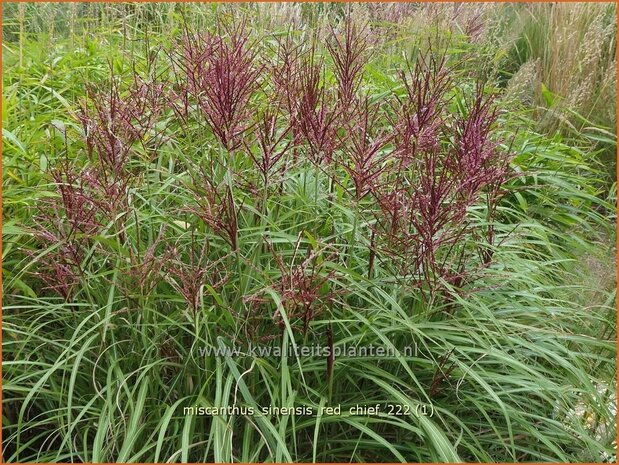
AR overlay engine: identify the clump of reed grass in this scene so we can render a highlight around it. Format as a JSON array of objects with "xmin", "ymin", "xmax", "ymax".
[
  {"xmin": 2, "ymin": 5, "xmax": 616, "ymax": 464},
  {"xmin": 503, "ymin": 3, "xmax": 617, "ymax": 136}
]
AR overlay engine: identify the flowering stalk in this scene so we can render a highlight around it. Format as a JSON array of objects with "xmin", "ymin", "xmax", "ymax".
[
  {"xmin": 326, "ymin": 16, "xmax": 371, "ymax": 109},
  {"xmin": 293, "ymin": 46, "xmax": 341, "ymax": 166},
  {"xmin": 78, "ymin": 73, "xmax": 166, "ymax": 177},
  {"xmin": 372, "ymin": 54, "xmax": 511, "ymax": 298},
  {"xmin": 243, "ymin": 104, "xmax": 294, "ymax": 189},
  {"xmin": 245, "ymin": 237, "xmax": 337, "ymax": 336},
  {"xmin": 164, "ymin": 235, "xmax": 228, "ymax": 315},
  {"xmin": 29, "ymin": 163, "xmax": 102, "ymax": 299},
  {"xmin": 340, "ymin": 97, "xmax": 393, "ymax": 200},
  {"xmin": 180, "ymin": 20, "xmax": 263, "ymax": 152},
  {"xmin": 186, "ymin": 167, "xmax": 240, "ymax": 252}
]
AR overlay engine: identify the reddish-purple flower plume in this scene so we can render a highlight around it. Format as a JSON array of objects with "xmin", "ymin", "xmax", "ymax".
[
  {"xmin": 164, "ymin": 238, "xmax": 228, "ymax": 314},
  {"xmin": 78, "ymin": 75, "xmax": 166, "ymax": 176},
  {"xmin": 245, "ymin": 237, "xmax": 337, "ymax": 334},
  {"xmin": 372, "ymin": 55, "xmax": 512, "ymax": 297},
  {"xmin": 340, "ymin": 97, "xmax": 393, "ymax": 199},
  {"xmin": 180, "ymin": 19, "xmax": 263, "ymax": 151},
  {"xmin": 244, "ymin": 104, "xmax": 294, "ymax": 186},
  {"xmin": 185, "ymin": 169, "xmax": 240, "ymax": 251},
  {"xmin": 292, "ymin": 47, "xmax": 341, "ymax": 165},
  {"xmin": 29, "ymin": 164, "xmax": 102, "ymax": 299},
  {"xmin": 326, "ymin": 16, "xmax": 371, "ymax": 108},
  {"xmin": 391, "ymin": 53, "xmax": 451, "ymax": 166}
]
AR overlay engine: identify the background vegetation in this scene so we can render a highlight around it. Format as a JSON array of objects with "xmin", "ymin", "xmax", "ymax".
[{"xmin": 2, "ymin": 3, "xmax": 617, "ymax": 463}]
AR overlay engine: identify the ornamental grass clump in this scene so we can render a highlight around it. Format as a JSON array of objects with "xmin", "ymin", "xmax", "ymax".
[
  {"xmin": 27, "ymin": 15, "xmax": 514, "ymax": 321},
  {"xmin": 4, "ymin": 7, "xmax": 615, "ymax": 463}
]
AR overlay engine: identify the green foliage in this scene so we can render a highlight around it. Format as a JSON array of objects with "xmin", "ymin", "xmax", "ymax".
[{"xmin": 2, "ymin": 4, "xmax": 616, "ymax": 463}]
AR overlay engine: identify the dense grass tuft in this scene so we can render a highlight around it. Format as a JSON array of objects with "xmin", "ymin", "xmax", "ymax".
[{"xmin": 2, "ymin": 4, "xmax": 616, "ymax": 463}]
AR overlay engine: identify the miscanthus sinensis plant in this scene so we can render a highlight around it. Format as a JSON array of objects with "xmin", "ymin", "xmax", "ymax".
[{"xmin": 3, "ymin": 11, "xmax": 616, "ymax": 463}]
